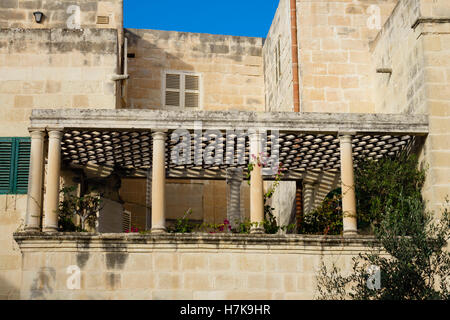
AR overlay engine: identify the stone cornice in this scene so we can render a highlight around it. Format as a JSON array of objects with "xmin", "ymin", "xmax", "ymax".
[
  {"xmin": 13, "ymin": 232, "xmax": 379, "ymax": 254},
  {"xmin": 29, "ymin": 109, "xmax": 429, "ymax": 135}
]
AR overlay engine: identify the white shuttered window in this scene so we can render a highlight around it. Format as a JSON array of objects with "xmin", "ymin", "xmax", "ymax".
[{"xmin": 163, "ymin": 71, "xmax": 201, "ymax": 108}]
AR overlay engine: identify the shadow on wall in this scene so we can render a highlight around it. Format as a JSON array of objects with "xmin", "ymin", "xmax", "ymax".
[
  {"xmin": 0, "ymin": 275, "xmax": 19, "ymax": 300},
  {"xmin": 303, "ymin": 171, "xmax": 340, "ymax": 215},
  {"xmin": 124, "ymin": 29, "xmax": 195, "ymax": 109}
]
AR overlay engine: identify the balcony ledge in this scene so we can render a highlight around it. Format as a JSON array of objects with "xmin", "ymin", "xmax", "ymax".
[{"xmin": 13, "ymin": 232, "xmax": 378, "ymax": 253}]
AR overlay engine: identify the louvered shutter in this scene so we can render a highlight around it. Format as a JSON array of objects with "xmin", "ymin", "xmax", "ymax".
[
  {"xmin": 0, "ymin": 138, "xmax": 14, "ymax": 194},
  {"xmin": 165, "ymin": 73, "xmax": 181, "ymax": 107},
  {"xmin": 0, "ymin": 137, "xmax": 30, "ymax": 194},
  {"xmin": 185, "ymin": 75, "xmax": 200, "ymax": 108},
  {"xmin": 164, "ymin": 72, "xmax": 201, "ymax": 108},
  {"xmin": 15, "ymin": 138, "xmax": 31, "ymax": 194}
]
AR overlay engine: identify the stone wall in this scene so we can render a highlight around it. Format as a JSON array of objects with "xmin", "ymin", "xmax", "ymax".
[
  {"xmin": 0, "ymin": 196, "xmax": 26, "ymax": 299},
  {"xmin": 370, "ymin": 0, "xmax": 450, "ymax": 214},
  {"xmin": 124, "ymin": 29, "xmax": 265, "ymax": 111},
  {"xmin": 371, "ymin": 0, "xmax": 424, "ymax": 114},
  {"xmin": 263, "ymin": 0, "xmax": 294, "ymax": 112},
  {"xmin": 296, "ymin": 0, "xmax": 398, "ymax": 113},
  {"xmin": 0, "ymin": 0, "xmax": 123, "ymax": 30},
  {"xmin": 422, "ymin": 27, "xmax": 450, "ymax": 215},
  {"xmin": 14, "ymin": 233, "xmax": 377, "ymax": 300},
  {"xmin": 0, "ymin": 28, "xmax": 119, "ymax": 136},
  {"xmin": 0, "ymin": 3, "xmax": 122, "ymax": 299}
]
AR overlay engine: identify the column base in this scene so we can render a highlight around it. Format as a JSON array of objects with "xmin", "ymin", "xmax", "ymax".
[
  {"xmin": 24, "ymin": 226, "xmax": 40, "ymax": 233},
  {"xmin": 42, "ymin": 227, "xmax": 58, "ymax": 233},
  {"xmin": 151, "ymin": 227, "xmax": 167, "ymax": 234},
  {"xmin": 343, "ymin": 229, "xmax": 358, "ymax": 237},
  {"xmin": 250, "ymin": 226, "xmax": 265, "ymax": 234}
]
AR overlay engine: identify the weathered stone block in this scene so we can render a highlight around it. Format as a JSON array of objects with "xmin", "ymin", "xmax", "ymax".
[
  {"xmin": 276, "ymin": 255, "xmax": 300, "ymax": 273},
  {"xmin": 156, "ymin": 273, "xmax": 182, "ymax": 290},
  {"xmin": 181, "ymin": 254, "xmax": 208, "ymax": 271},
  {"xmin": 153, "ymin": 252, "xmax": 179, "ymax": 271},
  {"xmin": 237, "ymin": 254, "xmax": 265, "ymax": 272},
  {"xmin": 183, "ymin": 273, "xmax": 212, "ymax": 290},
  {"xmin": 104, "ymin": 272, "xmax": 121, "ymax": 290},
  {"xmin": 14, "ymin": 95, "xmax": 33, "ymax": 108},
  {"xmin": 0, "ymin": 255, "xmax": 20, "ymax": 270},
  {"xmin": 0, "ymin": 0, "xmax": 18, "ymax": 9},
  {"xmin": 122, "ymin": 272, "xmax": 155, "ymax": 289},
  {"xmin": 209, "ymin": 254, "xmax": 231, "ymax": 271},
  {"xmin": 152, "ymin": 290, "xmax": 193, "ymax": 300}
]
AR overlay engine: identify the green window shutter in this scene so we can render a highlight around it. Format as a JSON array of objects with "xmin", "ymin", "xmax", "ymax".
[
  {"xmin": 0, "ymin": 137, "xmax": 31, "ymax": 195},
  {"xmin": 15, "ymin": 138, "xmax": 31, "ymax": 194},
  {"xmin": 0, "ymin": 138, "xmax": 14, "ymax": 194}
]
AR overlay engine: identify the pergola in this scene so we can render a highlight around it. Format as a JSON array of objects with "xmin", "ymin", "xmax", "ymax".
[{"xmin": 24, "ymin": 109, "xmax": 429, "ymax": 235}]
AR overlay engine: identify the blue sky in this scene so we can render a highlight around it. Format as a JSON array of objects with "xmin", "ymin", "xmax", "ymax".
[{"xmin": 124, "ymin": 0, "xmax": 280, "ymax": 38}]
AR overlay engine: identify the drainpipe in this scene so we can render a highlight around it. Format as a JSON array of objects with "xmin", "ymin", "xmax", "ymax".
[
  {"xmin": 111, "ymin": 37, "xmax": 129, "ymax": 81},
  {"xmin": 111, "ymin": 36, "xmax": 129, "ymax": 108},
  {"xmin": 290, "ymin": 0, "xmax": 300, "ymax": 113}
]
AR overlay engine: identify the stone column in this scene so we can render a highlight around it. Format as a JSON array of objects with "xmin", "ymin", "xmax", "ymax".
[
  {"xmin": 151, "ymin": 131, "xmax": 167, "ymax": 233},
  {"xmin": 339, "ymin": 133, "xmax": 357, "ymax": 236},
  {"xmin": 24, "ymin": 129, "xmax": 46, "ymax": 232},
  {"xmin": 227, "ymin": 167, "xmax": 243, "ymax": 230},
  {"xmin": 249, "ymin": 131, "xmax": 264, "ymax": 234},
  {"xmin": 43, "ymin": 129, "xmax": 63, "ymax": 233}
]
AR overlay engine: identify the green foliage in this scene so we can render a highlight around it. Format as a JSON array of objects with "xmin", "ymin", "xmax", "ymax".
[
  {"xmin": 232, "ymin": 219, "xmax": 254, "ymax": 234},
  {"xmin": 316, "ymin": 155, "xmax": 450, "ymax": 300},
  {"xmin": 299, "ymin": 191, "xmax": 343, "ymax": 235},
  {"xmin": 355, "ymin": 154, "xmax": 426, "ymax": 231},
  {"xmin": 58, "ymin": 186, "xmax": 102, "ymax": 232},
  {"xmin": 58, "ymin": 213, "xmax": 83, "ymax": 232},
  {"xmin": 317, "ymin": 197, "xmax": 450, "ymax": 300},
  {"xmin": 301, "ymin": 154, "xmax": 425, "ymax": 235},
  {"xmin": 263, "ymin": 203, "xmax": 279, "ymax": 234},
  {"xmin": 167, "ymin": 208, "xmax": 196, "ymax": 233}
]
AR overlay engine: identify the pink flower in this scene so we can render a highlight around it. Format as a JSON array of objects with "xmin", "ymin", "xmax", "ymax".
[{"xmin": 224, "ymin": 219, "xmax": 230, "ymax": 225}]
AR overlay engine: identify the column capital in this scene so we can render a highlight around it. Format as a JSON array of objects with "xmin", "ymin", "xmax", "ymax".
[
  {"xmin": 28, "ymin": 127, "xmax": 46, "ymax": 133},
  {"xmin": 28, "ymin": 129, "xmax": 46, "ymax": 139},
  {"xmin": 47, "ymin": 129, "xmax": 64, "ymax": 139},
  {"xmin": 152, "ymin": 130, "xmax": 167, "ymax": 140},
  {"xmin": 338, "ymin": 131, "xmax": 356, "ymax": 138}
]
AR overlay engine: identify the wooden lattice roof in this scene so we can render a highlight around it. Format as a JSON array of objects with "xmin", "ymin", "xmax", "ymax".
[{"xmin": 30, "ymin": 109, "xmax": 428, "ymax": 180}]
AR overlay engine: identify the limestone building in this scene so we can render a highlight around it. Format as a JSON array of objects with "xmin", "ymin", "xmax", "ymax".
[{"xmin": 0, "ymin": 0, "xmax": 448, "ymax": 299}]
